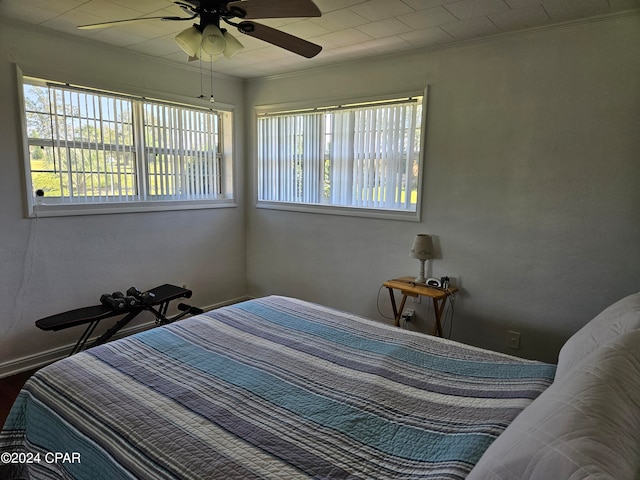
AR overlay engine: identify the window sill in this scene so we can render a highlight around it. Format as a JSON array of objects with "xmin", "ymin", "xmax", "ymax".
[
  {"xmin": 255, "ymin": 200, "xmax": 420, "ymax": 222},
  {"xmin": 29, "ymin": 198, "xmax": 237, "ymax": 218}
]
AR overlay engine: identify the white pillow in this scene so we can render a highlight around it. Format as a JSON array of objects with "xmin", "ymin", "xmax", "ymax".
[
  {"xmin": 467, "ymin": 330, "xmax": 640, "ymax": 480},
  {"xmin": 555, "ymin": 292, "xmax": 640, "ymax": 379}
]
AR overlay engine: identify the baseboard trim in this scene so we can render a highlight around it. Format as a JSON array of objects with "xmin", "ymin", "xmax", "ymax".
[{"xmin": 0, "ymin": 295, "xmax": 251, "ymax": 379}]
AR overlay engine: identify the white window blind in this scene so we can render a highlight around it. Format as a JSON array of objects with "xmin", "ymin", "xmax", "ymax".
[
  {"xmin": 258, "ymin": 112, "xmax": 323, "ymax": 204},
  {"xmin": 143, "ymin": 102, "xmax": 221, "ymax": 201},
  {"xmin": 26, "ymin": 84, "xmax": 137, "ymax": 202},
  {"xmin": 22, "ymin": 77, "xmax": 230, "ymax": 215},
  {"xmin": 257, "ymin": 96, "xmax": 423, "ymax": 214}
]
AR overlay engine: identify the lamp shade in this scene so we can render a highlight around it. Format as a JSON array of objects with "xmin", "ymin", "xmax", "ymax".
[
  {"xmin": 222, "ymin": 30, "xmax": 244, "ymax": 58},
  {"xmin": 201, "ymin": 24, "xmax": 226, "ymax": 56},
  {"xmin": 175, "ymin": 26, "xmax": 202, "ymax": 57},
  {"xmin": 410, "ymin": 234, "xmax": 434, "ymax": 260}
]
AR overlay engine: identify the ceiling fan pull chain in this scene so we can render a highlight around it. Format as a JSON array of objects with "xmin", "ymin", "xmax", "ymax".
[
  {"xmin": 198, "ymin": 56, "xmax": 205, "ymax": 100},
  {"xmin": 210, "ymin": 60, "xmax": 215, "ymax": 104}
]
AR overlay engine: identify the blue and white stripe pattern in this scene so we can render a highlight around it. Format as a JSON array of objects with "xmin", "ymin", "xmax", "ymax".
[{"xmin": 1, "ymin": 296, "xmax": 555, "ymax": 479}]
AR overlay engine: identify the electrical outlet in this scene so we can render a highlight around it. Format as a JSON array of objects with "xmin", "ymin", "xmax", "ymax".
[
  {"xmin": 506, "ymin": 331, "xmax": 521, "ymax": 349},
  {"xmin": 402, "ymin": 309, "xmax": 415, "ymax": 322}
]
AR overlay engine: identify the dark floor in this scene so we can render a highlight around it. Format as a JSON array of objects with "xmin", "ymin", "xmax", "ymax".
[{"xmin": 0, "ymin": 370, "xmax": 36, "ymax": 428}]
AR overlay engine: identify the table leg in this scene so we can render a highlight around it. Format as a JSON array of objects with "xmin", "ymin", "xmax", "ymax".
[
  {"xmin": 387, "ymin": 287, "xmax": 408, "ymax": 327},
  {"xmin": 387, "ymin": 287, "xmax": 398, "ymax": 323},
  {"xmin": 431, "ymin": 297, "xmax": 447, "ymax": 337},
  {"xmin": 396, "ymin": 295, "xmax": 409, "ymax": 327}
]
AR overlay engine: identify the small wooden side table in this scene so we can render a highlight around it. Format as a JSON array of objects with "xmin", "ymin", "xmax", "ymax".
[{"xmin": 383, "ymin": 277, "xmax": 457, "ymax": 336}]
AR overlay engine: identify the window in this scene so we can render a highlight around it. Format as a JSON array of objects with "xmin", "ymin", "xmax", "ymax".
[
  {"xmin": 257, "ymin": 94, "xmax": 425, "ymax": 219},
  {"xmin": 21, "ymin": 76, "xmax": 234, "ymax": 216}
]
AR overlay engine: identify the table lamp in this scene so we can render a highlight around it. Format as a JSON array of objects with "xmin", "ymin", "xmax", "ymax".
[{"xmin": 410, "ymin": 234, "xmax": 434, "ymax": 284}]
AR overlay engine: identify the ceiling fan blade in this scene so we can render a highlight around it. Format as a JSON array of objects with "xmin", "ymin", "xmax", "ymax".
[
  {"xmin": 78, "ymin": 15, "xmax": 194, "ymax": 30},
  {"xmin": 227, "ymin": 0, "xmax": 321, "ymax": 19},
  {"xmin": 238, "ymin": 21, "xmax": 322, "ymax": 58}
]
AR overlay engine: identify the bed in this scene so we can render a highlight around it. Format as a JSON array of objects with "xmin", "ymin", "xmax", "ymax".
[{"xmin": 1, "ymin": 293, "xmax": 639, "ymax": 479}]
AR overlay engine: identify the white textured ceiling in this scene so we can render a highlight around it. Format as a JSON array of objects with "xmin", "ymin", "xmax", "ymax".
[{"xmin": 1, "ymin": 0, "xmax": 639, "ymax": 78}]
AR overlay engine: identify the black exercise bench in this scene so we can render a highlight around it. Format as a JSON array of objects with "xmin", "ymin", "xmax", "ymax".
[{"xmin": 36, "ymin": 284, "xmax": 203, "ymax": 355}]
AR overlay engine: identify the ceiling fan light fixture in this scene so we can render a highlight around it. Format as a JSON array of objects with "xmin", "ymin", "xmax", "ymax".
[
  {"xmin": 222, "ymin": 30, "xmax": 244, "ymax": 58},
  {"xmin": 200, "ymin": 24, "xmax": 226, "ymax": 56},
  {"xmin": 175, "ymin": 25, "xmax": 202, "ymax": 57}
]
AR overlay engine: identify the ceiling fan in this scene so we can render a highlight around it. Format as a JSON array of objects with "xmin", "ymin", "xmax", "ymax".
[{"xmin": 78, "ymin": 0, "xmax": 323, "ymax": 61}]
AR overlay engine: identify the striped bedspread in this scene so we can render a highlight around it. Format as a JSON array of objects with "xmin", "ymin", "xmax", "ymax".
[{"xmin": 1, "ymin": 296, "xmax": 555, "ymax": 479}]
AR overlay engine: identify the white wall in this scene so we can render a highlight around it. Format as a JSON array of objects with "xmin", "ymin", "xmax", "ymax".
[
  {"xmin": 0, "ymin": 21, "xmax": 247, "ymax": 372},
  {"xmin": 245, "ymin": 14, "xmax": 640, "ymax": 363},
  {"xmin": 1, "ymin": 13, "xmax": 639, "ymax": 371}
]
